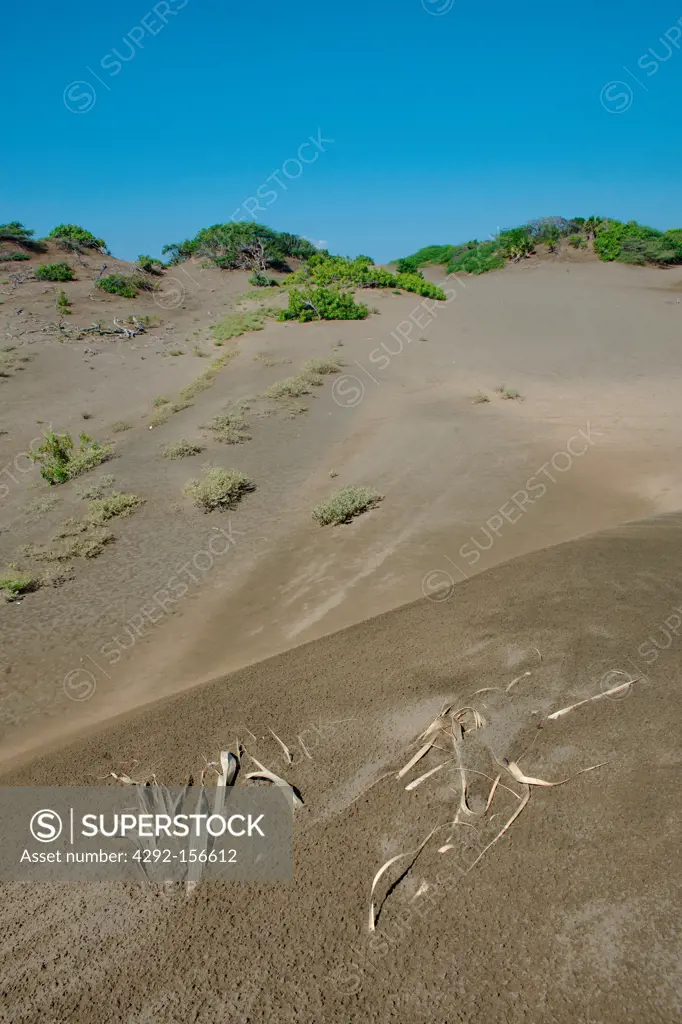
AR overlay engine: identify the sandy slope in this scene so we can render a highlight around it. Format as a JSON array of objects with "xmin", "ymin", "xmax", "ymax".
[
  {"xmin": 2, "ymin": 253, "xmax": 682, "ymax": 766},
  {"xmin": 1, "ymin": 249, "xmax": 681, "ymax": 1022},
  {"xmin": 1, "ymin": 514, "xmax": 681, "ymax": 1022}
]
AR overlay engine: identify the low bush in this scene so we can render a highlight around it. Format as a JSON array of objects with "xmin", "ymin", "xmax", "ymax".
[
  {"xmin": 204, "ymin": 414, "xmax": 251, "ymax": 444},
  {"xmin": 163, "ymin": 440, "xmax": 205, "ymax": 459},
  {"xmin": 568, "ymin": 234, "xmax": 587, "ymax": 249},
  {"xmin": 86, "ymin": 492, "xmax": 144, "ymax": 524},
  {"xmin": 312, "ymin": 486, "xmax": 383, "ymax": 526},
  {"xmin": 29, "ymin": 430, "xmax": 114, "ymax": 484},
  {"xmin": 0, "ymin": 251, "xmax": 31, "ymax": 261},
  {"xmin": 279, "ymin": 286, "xmax": 368, "ymax": 322},
  {"xmin": 249, "ymin": 271, "xmax": 278, "ymax": 287},
  {"xmin": 48, "ymin": 224, "xmax": 107, "ymax": 253},
  {"xmin": 96, "ymin": 274, "xmax": 137, "ymax": 298},
  {"xmin": 183, "ymin": 467, "xmax": 254, "ymax": 511},
  {"xmin": 301, "ymin": 357, "xmax": 343, "ymax": 375},
  {"xmin": 57, "ymin": 291, "xmax": 72, "ymax": 315},
  {"xmin": 137, "ymin": 254, "xmax": 164, "ymax": 274},
  {"xmin": 284, "ymin": 254, "xmax": 447, "ymax": 300},
  {"xmin": 35, "ymin": 262, "xmax": 75, "ymax": 282}
]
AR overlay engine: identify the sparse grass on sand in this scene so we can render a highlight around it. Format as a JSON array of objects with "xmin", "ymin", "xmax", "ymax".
[
  {"xmin": 203, "ymin": 413, "xmax": 251, "ymax": 445},
  {"xmin": 23, "ymin": 497, "xmax": 57, "ymax": 521},
  {"xmin": 180, "ymin": 352, "xmax": 236, "ymax": 402},
  {"xmin": 76, "ymin": 474, "xmax": 115, "ymax": 500},
  {"xmin": 149, "ymin": 408, "xmax": 171, "ymax": 428},
  {"xmin": 86, "ymin": 492, "xmax": 144, "ymax": 524},
  {"xmin": 301, "ymin": 357, "xmax": 343, "ymax": 375},
  {"xmin": 495, "ymin": 384, "xmax": 523, "ymax": 400},
  {"xmin": 210, "ymin": 308, "xmax": 278, "ymax": 343},
  {"xmin": 111, "ymin": 420, "xmax": 131, "ymax": 433},
  {"xmin": 266, "ymin": 375, "xmax": 314, "ymax": 399},
  {"xmin": 163, "ymin": 440, "xmax": 205, "ymax": 460},
  {"xmin": 312, "ymin": 485, "xmax": 383, "ymax": 526},
  {"xmin": 20, "ymin": 529, "xmax": 114, "ymax": 562},
  {"xmin": 183, "ymin": 467, "xmax": 254, "ymax": 512},
  {"xmin": 153, "ymin": 395, "xmax": 170, "ymax": 407},
  {"xmin": 472, "ymin": 391, "xmax": 490, "ymax": 404}
]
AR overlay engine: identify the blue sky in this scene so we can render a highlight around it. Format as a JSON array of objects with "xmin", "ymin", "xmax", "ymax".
[{"xmin": 3, "ymin": 0, "xmax": 682, "ymax": 262}]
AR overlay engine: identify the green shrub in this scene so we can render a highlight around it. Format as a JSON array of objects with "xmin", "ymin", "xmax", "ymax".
[
  {"xmin": 96, "ymin": 274, "xmax": 137, "ymax": 298},
  {"xmin": 498, "ymin": 228, "xmax": 534, "ymax": 260},
  {"xmin": 279, "ymin": 286, "xmax": 368, "ymax": 322},
  {"xmin": 29, "ymin": 430, "xmax": 114, "ymax": 484},
  {"xmin": 35, "ymin": 262, "xmax": 75, "ymax": 282},
  {"xmin": 163, "ymin": 222, "xmax": 315, "ymax": 269},
  {"xmin": 568, "ymin": 234, "xmax": 587, "ymax": 249},
  {"xmin": 48, "ymin": 224, "xmax": 107, "ymax": 253},
  {"xmin": 137, "ymin": 254, "xmax": 164, "ymax": 274},
  {"xmin": 284, "ymin": 254, "xmax": 447, "ymax": 300},
  {"xmin": 57, "ymin": 291, "xmax": 72, "ymax": 315},
  {"xmin": 593, "ymin": 220, "xmax": 682, "ymax": 266},
  {"xmin": 183, "ymin": 467, "xmax": 254, "ymax": 511},
  {"xmin": 86, "ymin": 492, "xmax": 144, "ymax": 524},
  {"xmin": 249, "ymin": 271, "xmax": 278, "ymax": 286},
  {"xmin": 312, "ymin": 486, "xmax": 383, "ymax": 526},
  {"xmin": 0, "ymin": 222, "xmax": 35, "ymax": 245},
  {"xmin": 0, "ymin": 251, "xmax": 30, "ymax": 261}
]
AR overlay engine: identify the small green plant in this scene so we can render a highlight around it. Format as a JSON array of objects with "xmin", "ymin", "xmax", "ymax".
[
  {"xmin": 86, "ymin": 492, "xmax": 144, "ymax": 524},
  {"xmin": 96, "ymin": 275, "xmax": 137, "ymax": 298},
  {"xmin": 28, "ymin": 430, "xmax": 114, "ymax": 484},
  {"xmin": 249, "ymin": 271, "xmax": 279, "ymax": 287},
  {"xmin": 57, "ymin": 290, "xmax": 72, "ymax": 315},
  {"xmin": 0, "ymin": 571, "xmax": 40, "ymax": 599},
  {"xmin": 568, "ymin": 234, "xmax": 587, "ymax": 249},
  {"xmin": 495, "ymin": 385, "xmax": 522, "ymax": 400},
  {"xmin": 472, "ymin": 391, "xmax": 490, "ymax": 404},
  {"xmin": 170, "ymin": 400, "xmax": 193, "ymax": 413},
  {"xmin": 35, "ymin": 262, "xmax": 75, "ymax": 282},
  {"xmin": 312, "ymin": 486, "xmax": 383, "ymax": 526},
  {"xmin": 163, "ymin": 439, "xmax": 205, "ymax": 459},
  {"xmin": 0, "ymin": 251, "xmax": 31, "ymax": 262},
  {"xmin": 204, "ymin": 413, "xmax": 251, "ymax": 444},
  {"xmin": 111, "ymin": 420, "xmax": 131, "ymax": 433},
  {"xmin": 153, "ymin": 395, "xmax": 170, "ymax": 407},
  {"xmin": 168, "ymin": 348, "xmax": 185, "ymax": 356},
  {"xmin": 183, "ymin": 467, "xmax": 254, "ymax": 512}
]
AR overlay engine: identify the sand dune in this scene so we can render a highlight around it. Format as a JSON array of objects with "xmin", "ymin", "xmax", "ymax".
[
  {"xmin": 2, "ymin": 513, "xmax": 681, "ymax": 1022},
  {"xmin": 1, "ymin": 252, "xmax": 681, "ymax": 1021}
]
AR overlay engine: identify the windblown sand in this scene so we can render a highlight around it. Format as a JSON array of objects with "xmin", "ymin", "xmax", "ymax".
[{"xmin": 1, "ymin": 252, "xmax": 681, "ymax": 1021}]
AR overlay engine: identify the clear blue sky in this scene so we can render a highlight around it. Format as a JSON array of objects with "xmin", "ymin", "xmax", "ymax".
[{"xmin": 3, "ymin": 0, "xmax": 682, "ymax": 262}]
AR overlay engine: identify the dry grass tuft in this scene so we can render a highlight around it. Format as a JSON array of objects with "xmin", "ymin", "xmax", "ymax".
[
  {"xmin": 312, "ymin": 486, "xmax": 383, "ymax": 526},
  {"xmin": 86, "ymin": 492, "xmax": 144, "ymax": 524},
  {"xmin": 163, "ymin": 439, "xmax": 205, "ymax": 460},
  {"xmin": 203, "ymin": 413, "xmax": 251, "ymax": 445},
  {"xmin": 182, "ymin": 466, "xmax": 254, "ymax": 512}
]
